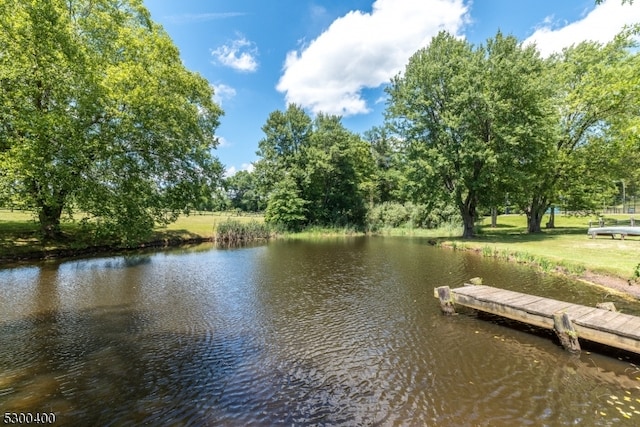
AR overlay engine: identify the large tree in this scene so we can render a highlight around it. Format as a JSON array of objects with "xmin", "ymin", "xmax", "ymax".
[
  {"xmin": 224, "ymin": 170, "xmax": 264, "ymax": 212},
  {"xmin": 0, "ymin": 0, "xmax": 223, "ymax": 242},
  {"xmin": 302, "ymin": 113, "xmax": 375, "ymax": 226},
  {"xmin": 255, "ymin": 105, "xmax": 374, "ymax": 229},
  {"xmin": 386, "ymin": 31, "xmax": 555, "ymax": 238},
  {"xmin": 254, "ymin": 104, "xmax": 312, "ymax": 201},
  {"xmin": 520, "ymin": 33, "xmax": 640, "ymax": 232}
]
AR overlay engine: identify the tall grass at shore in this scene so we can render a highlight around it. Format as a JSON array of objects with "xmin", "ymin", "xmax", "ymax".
[
  {"xmin": 214, "ymin": 219, "xmax": 273, "ymax": 244},
  {"xmin": 0, "ymin": 209, "xmax": 269, "ymax": 259}
]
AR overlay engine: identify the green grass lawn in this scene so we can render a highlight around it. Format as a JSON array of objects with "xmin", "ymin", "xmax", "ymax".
[
  {"xmin": 0, "ymin": 209, "xmax": 263, "ymax": 260},
  {"xmin": 157, "ymin": 211, "xmax": 264, "ymax": 238},
  {"xmin": 381, "ymin": 213, "xmax": 640, "ymax": 280},
  {"xmin": 463, "ymin": 214, "xmax": 640, "ymax": 279}
]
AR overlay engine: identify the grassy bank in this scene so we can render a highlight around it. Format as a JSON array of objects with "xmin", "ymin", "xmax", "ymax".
[
  {"xmin": 3, "ymin": 209, "xmax": 639, "ymax": 289},
  {"xmin": 0, "ymin": 209, "xmax": 264, "ymax": 262},
  {"xmin": 383, "ymin": 214, "xmax": 640, "ymax": 283}
]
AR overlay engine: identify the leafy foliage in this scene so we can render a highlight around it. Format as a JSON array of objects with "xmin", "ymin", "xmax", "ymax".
[
  {"xmin": 518, "ymin": 34, "xmax": 640, "ymax": 231},
  {"xmin": 386, "ymin": 31, "xmax": 555, "ymax": 238},
  {"xmin": 263, "ymin": 176, "xmax": 307, "ymax": 231},
  {"xmin": 0, "ymin": 0, "xmax": 223, "ymax": 242},
  {"xmin": 224, "ymin": 170, "xmax": 265, "ymax": 212},
  {"xmin": 363, "ymin": 126, "xmax": 407, "ymax": 204},
  {"xmin": 256, "ymin": 105, "xmax": 375, "ymax": 229},
  {"xmin": 366, "ymin": 202, "xmax": 459, "ymax": 230}
]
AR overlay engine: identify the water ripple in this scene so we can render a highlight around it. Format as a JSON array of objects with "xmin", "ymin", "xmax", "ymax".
[{"xmin": 1, "ymin": 239, "xmax": 640, "ymax": 425}]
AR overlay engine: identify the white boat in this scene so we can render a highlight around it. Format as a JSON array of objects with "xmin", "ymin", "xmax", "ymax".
[{"xmin": 587, "ymin": 226, "xmax": 640, "ymax": 239}]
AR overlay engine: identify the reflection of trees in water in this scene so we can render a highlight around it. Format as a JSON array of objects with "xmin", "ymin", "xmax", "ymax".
[{"xmin": 122, "ymin": 255, "xmax": 152, "ymax": 268}]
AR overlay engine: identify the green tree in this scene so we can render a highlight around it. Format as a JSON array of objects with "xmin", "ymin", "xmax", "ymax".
[
  {"xmin": 386, "ymin": 31, "xmax": 555, "ymax": 238},
  {"xmin": 255, "ymin": 106, "xmax": 375, "ymax": 228},
  {"xmin": 0, "ymin": 0, "xmax": 223, "ymax": 242},
  {"xmin": 225, "ymin": 170, "xmax": 264, "ymax": 212},
  {"xmin": 264, "ymin": 175, "xmax": 307, "ymax": 230},
  {"xmin": 302, "ymin": 114, "xmax": 374, "ymax": 226},
  {"xmin": 363, "ymin": 126, "xmax": 407, "ymax": 204},
  {"xmin": 521, "ymin": 34, "xmax": 640, "ymax": 231},
  {"xmin": 254, "ymin": 104, "xmax": 312, "ymax": 196}
]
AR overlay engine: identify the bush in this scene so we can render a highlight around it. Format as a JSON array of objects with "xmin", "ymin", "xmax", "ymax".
[
  {"xmin": 264, "ymin": 177, "xmax": 307, "ymax": 231},
  {"xmin": 367, "ymin": 202, "xmax": 409, "ymax": 230},
  {"xmin": 367, "ymin": 201, "xmax": 460, "ymax": 230}
]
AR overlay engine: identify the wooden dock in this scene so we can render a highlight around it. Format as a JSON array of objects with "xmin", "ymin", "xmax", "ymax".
[{"xmin": 434, "ymin": 284, "xmax": 640, "ymax": 355}]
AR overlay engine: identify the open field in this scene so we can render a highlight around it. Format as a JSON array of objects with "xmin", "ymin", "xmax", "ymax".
[
  {"xmin": 471, "ymin": 214, "xmax": 640, "ymax": 280},
  {"xmin": 158, "ymin": 211, "xmax": 264, "ymax": 238},
  {"xmin": 385, "ymin": 213, "xmax": 640, "ymax": 283},
  {"xmin": 0, "ymin": 209, "xmax": 263, "ymax": 260}
]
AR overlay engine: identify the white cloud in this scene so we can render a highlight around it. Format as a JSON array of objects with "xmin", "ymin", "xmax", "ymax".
[
  {"xmin": 524, "ymin": 0, "xmax": 640, "ymax": 57},
  {"xmin": 211, "ymin": 36, "xmax": 259, "ymax": 72},
  {"xmin": 211, "ymin": 83, "xmax": 237, "ymax": 105},
  {"xmin": 216, "ymin": 136, "xmax": 231, "ymax": 148},
  {"xmin": 276, "ymin": 0, "xmax": 469, "ymax": 116},
  {"xmin": 223, "ymin": 163, "xmax": 254, "ymax": 177}
]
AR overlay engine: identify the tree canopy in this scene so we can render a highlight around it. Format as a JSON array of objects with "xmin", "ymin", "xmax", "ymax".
[
  {"xmin": 0, "ymin": 0, "xmax": 223, "ymax": 242},
  {"xmin": 518, "ymin": 33, "xmax": 640, "ymax": 231},
  {"xmin": 386, "ymin": 31, "xmax": 556, "ymax": 238},
  {"xmin": 255, "ymin": 105, "xmax": 374, "ymax": 230}
]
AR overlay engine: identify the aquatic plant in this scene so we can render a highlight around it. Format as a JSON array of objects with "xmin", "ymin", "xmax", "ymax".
[
  {"xmin": 481, "ymin": 245, "xmax": 493, "ymax": 257},
  {"xmin": 214, "ymin": 219, "xmax": 273, "ymax": 243}
]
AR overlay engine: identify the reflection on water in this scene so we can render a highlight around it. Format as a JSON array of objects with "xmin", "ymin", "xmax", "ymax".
[{"xmin": 1, "ymin": 237, "xmax": 640, "ymax": 425}]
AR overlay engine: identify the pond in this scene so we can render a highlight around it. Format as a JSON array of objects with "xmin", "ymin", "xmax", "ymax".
[{"xmin": 1, "ymin": 236, "xmax": 639, "ymax": 425}]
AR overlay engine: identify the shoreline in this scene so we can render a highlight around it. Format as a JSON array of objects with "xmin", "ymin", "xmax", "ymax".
[
  {"xmin": 576, "ymin": 270, "xmax": 640, "ymax": 300},
  {"xmin": 434, "ymin": 241, "xmax": 640, "ymax": 300},
  {"xmin": 1, "ymin": 232, "xmax": 638, "ymax": 301},
  {"xmin": 0, "ymin": 236, "xmax": 213, "ymax": 267}
]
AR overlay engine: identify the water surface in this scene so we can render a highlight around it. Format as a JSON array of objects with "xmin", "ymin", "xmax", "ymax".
[{"xmin": 1, "ymin": 236, "xmax": 639, "ymax": 425}]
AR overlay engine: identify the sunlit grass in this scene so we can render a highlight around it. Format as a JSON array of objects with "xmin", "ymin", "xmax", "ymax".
[
  {"xmin": 377, "ymin": 213, "xmax": 640, "ymax": 280},
  {"xmin": 159, "ymin": 211, "xmax": 264, "ymax": 239},
  {"xmin": 460, "ymin": 214, "xmax": 640, "ymax": 279},
  {"xmin": 0, "ymin": 209, "xmax": 264, "ymax": 260}
]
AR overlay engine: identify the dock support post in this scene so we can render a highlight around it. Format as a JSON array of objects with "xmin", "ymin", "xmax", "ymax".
[
  {"xmin": 436, "ymin": 286, "xmax": 456, "ymax": 315},
  {"xmin": 553, "ymin": 312, "xmax": 581, "ymax": 353}
]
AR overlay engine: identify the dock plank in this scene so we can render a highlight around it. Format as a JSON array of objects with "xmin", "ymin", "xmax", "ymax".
[
  {"xmin": 435, "ymin": 284, "xmax": 640, "ymax": 355},
  {"xmin": 498, "ymin": 293, "xmax": 544, "ymax": 306},
  {"xmin": 576, "ymin": 312, "xmax": 640, "ymax": 339},
  {"xmin": 521, "ymin": 299, "xmax": 574, "ymax": 316},
  {"xmin": 455, "ymin": 285, "xmax": 506, "ymax": 299},
  {"xmin": 564, "ymin": 306, "xmax": 601, "ymax": 321}
]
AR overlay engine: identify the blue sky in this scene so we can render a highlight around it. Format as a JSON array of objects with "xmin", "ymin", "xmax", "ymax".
[{"xmin": 142, "ymin": 0, "xmax": 640, "ymax": 176}]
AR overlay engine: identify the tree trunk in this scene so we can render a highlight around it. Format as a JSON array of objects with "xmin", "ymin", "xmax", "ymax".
[
  {"xmin": 34, "ymin": 186, "xmax": 67, "ymax": 240},
  {"xmin": 546, "ymin": 206, "xmax": 555, "ymax": 229},
  {"xmin": 491, "ymin": 206, "xmax": 497, "ymax": 228},
  {"xmin": 524, "ymin": 193, "xmax": 550, "ymax": 234},
  {"xmin": 38, "ymin": 202, "xmax": 64, "ymax": 239},
  {"xmin": 459, "ymin": 197, "xmax": 477, "ymax": 239},
  {"xmin": 456, "ymin": 188, "xmax": 478, "ymax": 239},
  {"xmin": 526, "ymin": 203, "xmax": 546, "ymax": 233},
  {"xmin": 461, "ymin": 210, "xmax": 475, "ymax": 238}
]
